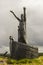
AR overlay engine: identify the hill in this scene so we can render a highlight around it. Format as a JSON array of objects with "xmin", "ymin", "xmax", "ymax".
[{"xmin": 0, "ymin": 56, "xmax": 43, "ymax": 65}]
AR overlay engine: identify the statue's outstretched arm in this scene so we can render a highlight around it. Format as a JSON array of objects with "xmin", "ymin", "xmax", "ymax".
[
  {"xmin": 10, "ymin": 10, "xmax": 21, "ymax": 22},
  {"xmin": 23, "ymin": 7, "xmax": 26, "ymax": 21}
]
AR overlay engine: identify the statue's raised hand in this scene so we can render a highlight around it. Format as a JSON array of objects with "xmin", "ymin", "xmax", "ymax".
[{"xmin": 10, "ymin": 10, "xmax": 21, "ymax": 22}]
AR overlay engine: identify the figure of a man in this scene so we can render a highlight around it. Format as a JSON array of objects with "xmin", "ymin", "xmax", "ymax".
[{"xmin": 10, "ymin": 7, "xmax": 26, "ymax": 44}]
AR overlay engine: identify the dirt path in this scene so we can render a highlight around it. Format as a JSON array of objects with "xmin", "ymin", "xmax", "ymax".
[{"xmin": 0, "ymin": 61, "xmax": 7, "ymax": 65}]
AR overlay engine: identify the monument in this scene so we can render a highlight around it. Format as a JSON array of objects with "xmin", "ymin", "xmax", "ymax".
[
  {"xmin": 9, "ymin": 7, "xmax": 38, "ymax": 59},
  {"xmin": 10, "ymin": 7, "xmax": 26, "ymax": 44}
]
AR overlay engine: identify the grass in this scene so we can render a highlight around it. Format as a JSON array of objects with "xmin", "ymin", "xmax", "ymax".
[{"xmin": 0, "ymin": 56, "xmax": 43, "ymax": 65}]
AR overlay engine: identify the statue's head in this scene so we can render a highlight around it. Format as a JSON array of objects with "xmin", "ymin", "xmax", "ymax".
[
  {"xmin": 21, "ymin": 14, "xmax": 24, "ymax": 21},
  {"xmin": 9, "ymin": 36, "xmax": 13, "ymax": 40},
  {"xmin": 23, "ymin": 7, "xmax": 26, "ymax": 10}
]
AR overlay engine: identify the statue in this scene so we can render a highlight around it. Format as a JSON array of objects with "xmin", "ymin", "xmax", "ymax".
[
  {"xmin": 9, "ymin": 7, "xmax": 38, "ymax": 59},
  {"xmin": 10, "ymin": 7, "xmax": 26, "ymax": 44}
]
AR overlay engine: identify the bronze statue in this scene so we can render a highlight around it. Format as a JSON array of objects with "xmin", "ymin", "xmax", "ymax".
[{"xmin": 10, "ymin": 7, "xmax": 26, "ymax": 44}]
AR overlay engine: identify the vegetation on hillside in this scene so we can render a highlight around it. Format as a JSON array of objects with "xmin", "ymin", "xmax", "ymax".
[
  {"xmin": 0, "ymin": 56, "xmax": 43, "ymax": 65},
  {"xmin": 6, "ymin": 56, "xmax": 43, "ymax": 65}
]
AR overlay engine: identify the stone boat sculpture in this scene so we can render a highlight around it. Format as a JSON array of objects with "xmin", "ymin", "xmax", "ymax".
[{"xmin": 9, "ymin": 7, "xmax": 38, "ymax": 59}]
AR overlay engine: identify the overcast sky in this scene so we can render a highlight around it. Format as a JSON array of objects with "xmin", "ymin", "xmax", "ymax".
[{"xmin": 0, "ymin": 0, "xmax": 43, "ymax": 53}]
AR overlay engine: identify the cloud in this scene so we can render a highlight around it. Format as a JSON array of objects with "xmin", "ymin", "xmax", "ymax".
[{"xmin": 0, "ymin": 0, "xmax": 43, "ymax": 52}]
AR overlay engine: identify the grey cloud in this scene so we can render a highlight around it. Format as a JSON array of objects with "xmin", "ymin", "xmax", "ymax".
[{"xmin": 0, "ymin": 0, "xmax": 43, "ymax": 52}]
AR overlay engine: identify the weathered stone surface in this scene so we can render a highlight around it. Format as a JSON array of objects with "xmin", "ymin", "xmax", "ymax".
[{"xmin": 10, "ymin": 39, "xmax": 38, "ymax": 59}]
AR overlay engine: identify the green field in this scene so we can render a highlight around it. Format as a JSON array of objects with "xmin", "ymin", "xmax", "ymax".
[{"xmin": 0, "ymin": 56, "xmax": 43, "ymax": 65}]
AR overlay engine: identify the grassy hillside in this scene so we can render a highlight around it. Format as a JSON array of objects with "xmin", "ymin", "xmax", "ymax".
[
  {"xmin": 0, "ymin": 56, "xmax": 43, "ymax": 65},
  {"xmin": 39, "ymin": 53, "xmax": 43, "ymax": 56}
]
